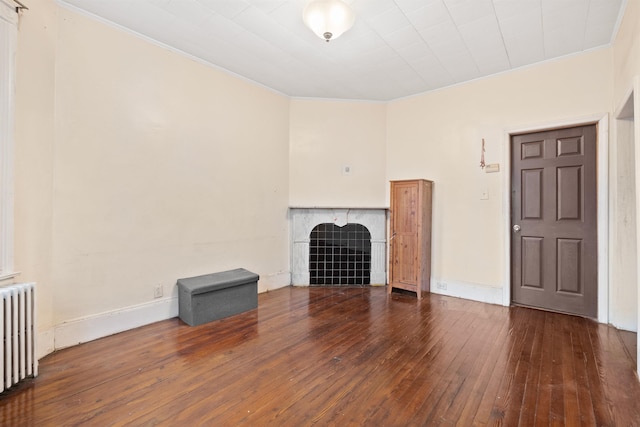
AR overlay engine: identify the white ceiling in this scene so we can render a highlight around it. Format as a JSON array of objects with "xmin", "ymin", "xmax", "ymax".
[{"xmin": 58, "ymin": 0, "xmax": 626, "ymax": 102}]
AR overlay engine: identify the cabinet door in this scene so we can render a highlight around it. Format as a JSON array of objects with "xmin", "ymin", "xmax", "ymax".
[{"xmin": 391, "ymin": 182, "xmax": 419, "ymax": 287}]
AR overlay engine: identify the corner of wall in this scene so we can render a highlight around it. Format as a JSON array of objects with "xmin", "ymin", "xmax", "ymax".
[
  {"xmin": 258, "ymin": 271, "xmax": 291, "ymax": 293},
  {"xmin": 37, "ymin": 328, "xmax": 55, "ymax": 360}
]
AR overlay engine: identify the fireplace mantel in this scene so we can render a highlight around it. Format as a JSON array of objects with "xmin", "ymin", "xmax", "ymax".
[{"xmin": 289, "ymin": 207, "xmax": 387, "ymax": 286}]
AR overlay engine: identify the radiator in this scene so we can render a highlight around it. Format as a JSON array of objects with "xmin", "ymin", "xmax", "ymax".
[{"xmin": 0, "ymin": 283, "xmax": 37, "ymax": 392}]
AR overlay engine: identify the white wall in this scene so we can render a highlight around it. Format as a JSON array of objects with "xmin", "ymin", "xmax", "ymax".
[
  {"xmin": 611, "ymin": 92, "xmax": 637, "ymax": 331},
  {"xmin": 386, "ymin": 50, "xmax": 613, "ymax": 300},
  {"xmin": 613, "ymin": 0, "xmax": 640, "ymax": 104},
  {"xmin": 289, "ymin": 99, "xmax": 387, "ymax": 208},
  {"xmin": 612, "ymin": 0, "xmax": 640, "ymax": 367},
  {"xmin": 15, "ymin": 2, "xmax": 291, "ymax": 353},
  {"xmin": 13, "ymin": 0, "xmax": 58, "ymax": 355},
  {"xmin": 52, "ymin": 8, "xmax": 290, "ymax": 322}
]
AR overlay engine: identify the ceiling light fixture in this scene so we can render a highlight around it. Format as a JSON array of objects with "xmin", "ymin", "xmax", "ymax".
[{"xmin": 303, "ymin": 0, "xmax": 355, "ymax": 43}]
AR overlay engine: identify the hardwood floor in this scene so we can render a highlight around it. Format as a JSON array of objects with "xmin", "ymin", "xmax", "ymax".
[
  {"xmin": 618, "ymin": 329, "xmax": 638, "ymax": 366},
  {"xmin": 1, "ymin": 286, "xmax": 639, "ymax": 426}
]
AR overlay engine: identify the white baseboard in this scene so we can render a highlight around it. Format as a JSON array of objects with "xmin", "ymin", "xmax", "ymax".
[
  {"xmin": 39, "ymin": 273, "xmax": 292, "ymax": 357},
  {"xmin": 53, "ymin": 297, "xmax": 179, "ymax": 350},
  {"xmin": 258, "ymin": 271, "xmax": 291, "ymax": 293},
  {"xmin": 610, "ymin": 319, "xmax": 638, "ymax": 333},
  {"xmin": 430, "ymin": 278, "xmax": 504, "ymax": 305},
  {"xmin": 37, "ymin": 328, "xmax": 55, "ymax": 360}
]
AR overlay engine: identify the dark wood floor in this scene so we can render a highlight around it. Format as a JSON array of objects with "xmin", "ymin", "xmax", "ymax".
[
  {"xmin": 619, "ymin": 329, "xmax": 638, "ymax": 366},
  {"xmin": 1, "ymin": 287, "xmax": 639, "ymax": 426}
]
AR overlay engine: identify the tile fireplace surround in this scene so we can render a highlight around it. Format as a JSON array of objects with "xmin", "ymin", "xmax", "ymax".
[{"xmin": 290, "ymin": 208, "xmax": 387, "ymax": 286}]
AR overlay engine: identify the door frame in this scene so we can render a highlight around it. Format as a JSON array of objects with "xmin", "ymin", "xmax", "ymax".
[
  {"xmin": 502, "ymin": 114, "xmax": 609, "ymax": 323},
  {"xmin": 614, "ymin": 77, "xmax": 640, "ymax": 378}
]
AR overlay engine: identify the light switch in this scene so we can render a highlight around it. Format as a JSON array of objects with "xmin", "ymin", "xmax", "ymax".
[
  {"xmin": 480, "ymin": 188, "xmax": 489, "ymax": 200},
  {"xmin": 342, "ymin": 165, "xmax": 352, "ymax": 175},
  {"xmin": 485, "ymin": 163, "xmax": 500, "ymax": 173}
]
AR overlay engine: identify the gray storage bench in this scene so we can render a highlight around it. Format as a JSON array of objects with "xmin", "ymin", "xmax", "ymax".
[{"xmin": 177, "ymin": 268, "xmax": 259, "ymax": 326}]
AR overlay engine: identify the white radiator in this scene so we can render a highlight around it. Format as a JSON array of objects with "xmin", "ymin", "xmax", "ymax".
[{"xmin": 0, "ymin": 283, "xmax": 37, "ymax": 392}]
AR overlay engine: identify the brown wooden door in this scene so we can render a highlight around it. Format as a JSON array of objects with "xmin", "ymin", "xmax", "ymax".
[{"xmin": 511, "ymin": 125, "xmax": 597, "ymax": 317}]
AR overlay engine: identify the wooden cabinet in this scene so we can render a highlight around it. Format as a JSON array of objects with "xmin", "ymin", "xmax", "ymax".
[{"xmin": 388, "ymin": 179, "xmax": 433, "ymax": 299}]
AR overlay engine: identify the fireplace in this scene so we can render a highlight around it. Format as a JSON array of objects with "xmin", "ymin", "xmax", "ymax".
[
  {"xmin": 290, "ymin": 208, "xmax": 387, "ymax": 286},
  {"xmin": 310, "ymin": 223, "xmax": 371, "ymax": 286}
]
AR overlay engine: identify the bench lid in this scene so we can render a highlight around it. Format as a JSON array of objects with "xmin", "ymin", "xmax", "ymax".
[{"xmin": 177, "ymin": 268, "xmax": 259, "ymax": 295}]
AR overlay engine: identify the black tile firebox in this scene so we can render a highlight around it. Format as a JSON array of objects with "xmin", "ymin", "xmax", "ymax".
[{"xmin": 309, "ymin": 223, "xmax": 371, "ymax": 286}]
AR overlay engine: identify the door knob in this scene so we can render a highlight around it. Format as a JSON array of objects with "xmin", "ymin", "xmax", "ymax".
[{"xmin": 513, "ymin": 224, "xmax": 521, "ymax": 232}]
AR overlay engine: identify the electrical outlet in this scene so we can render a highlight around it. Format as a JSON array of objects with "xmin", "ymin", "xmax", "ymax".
[
  {"xmin": 436, "ymin": 282, "xmax": 447, "ymax": 290},
  {"xmin": 154, "ymin": 285, "xmax": 163, "ymax": 298}
]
